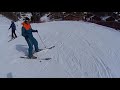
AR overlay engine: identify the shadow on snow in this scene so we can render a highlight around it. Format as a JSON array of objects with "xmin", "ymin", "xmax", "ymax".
[{"xmin": 16, "ymin": 44, "xmax": 28, "ymax": 56}]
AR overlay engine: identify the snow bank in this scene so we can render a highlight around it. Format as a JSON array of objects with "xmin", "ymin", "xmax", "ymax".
[{"xmin": 40, "ymin": 14, "xmax": 50, "ymax": 22}]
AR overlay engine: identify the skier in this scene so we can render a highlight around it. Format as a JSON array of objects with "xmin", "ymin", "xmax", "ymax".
[
  {"xmin": 21, "ymin": 17, "xmax": 40, "ymax": 59},
  {"xmin": 8, "ymin": 21, "xmax": 17, "ymax": 39}
]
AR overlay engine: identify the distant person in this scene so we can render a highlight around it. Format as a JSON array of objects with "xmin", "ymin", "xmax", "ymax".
[
  {"xmin": 8, "ymin": 21, "xmax": 17, "ymax": 39},
  {"xmin": 21, "ymin": 17, "xmax": 40, "ymax": 59}
]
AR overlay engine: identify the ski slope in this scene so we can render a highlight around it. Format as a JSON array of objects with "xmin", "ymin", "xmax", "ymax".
[{"xmin": 0, "ymin": 15, "xmax": 120, "ymax": 78}]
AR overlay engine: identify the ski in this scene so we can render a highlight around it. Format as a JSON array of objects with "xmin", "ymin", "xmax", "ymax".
[
  {"xmin": 20, "ymin": 46, "xmax": 55, "ymax": 62},
  {"xmin": 38, "ymin": 45, "xmax": 55, "ymax": 51},
  {"xmin": 20, "ymin": 56, "xmax": 51, "ymax": 62},
  {"xmin": 8, "ymin": 38, "xmax": 16, "ymax": 42},
  {"xmin": 8, "ymin": 39, "xmax": 14, "ymax": 42},
  {"xmin": 33, "ymin": 45, "xmax": 55, "ymax": 54},
  {"xmin": 46, "ymin": 46, "xmax": 55, "ymax": 49}
]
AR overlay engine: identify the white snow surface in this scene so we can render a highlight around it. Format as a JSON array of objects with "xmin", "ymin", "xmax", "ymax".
[
  {"xmin": 0, "ymin": 15, "xmax": 120, "ymax": 78},
  {"xmin": 40, "ymin": 14, "xmax": 50, "ymax": 22}
]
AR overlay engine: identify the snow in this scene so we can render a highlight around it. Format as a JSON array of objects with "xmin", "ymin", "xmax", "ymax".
[
  {"xmin": 0, "ymin": 15, "xmax": 120, "ymax": 78},
  {"xmin": 0, "ymin": 15, "xmax": 11, "ymax": 25},
  {"xmin": 40, "ymin": 14, "xmax": 50, "ymax": 22},
  {"xmin": 100, "ymin": 16, "xmax": 111, "ymax": 21}
]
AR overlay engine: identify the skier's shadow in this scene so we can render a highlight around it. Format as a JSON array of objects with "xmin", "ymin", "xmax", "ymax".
[{"xmin": 16, "ymin": 45, "xmax": 28, "ymax": 55}]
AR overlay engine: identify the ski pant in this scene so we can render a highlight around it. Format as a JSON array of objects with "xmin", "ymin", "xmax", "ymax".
[
  {"xmin": 12, "ymin": 30, "xmax": 17, "ymax": 39},
  {"xmin": 24, "ymin": 36, "xmax": 39, "ymax": 58}
]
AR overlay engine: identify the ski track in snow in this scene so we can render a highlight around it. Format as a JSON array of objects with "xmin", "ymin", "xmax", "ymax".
[
  {"xmin": 43, "ymin": 22, "xmax": 116, "ymax": 78},
  {"xmin": 71, "ymin": 31, "xmax": 113, "ymax": 78}
]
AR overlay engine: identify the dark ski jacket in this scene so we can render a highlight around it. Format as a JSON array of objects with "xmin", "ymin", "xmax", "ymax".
[
  {"xmin": 9, "ymin": 22, "xmax": 16, "ymax": 31},
  {"xmin": 21, "ymin": 22, "xmax": 37, "ymax": 37}
]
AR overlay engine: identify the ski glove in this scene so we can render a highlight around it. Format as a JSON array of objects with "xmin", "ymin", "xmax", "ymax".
[
  {"xmin": 35, "ymin": 30, "xmax": 38, "ymax": 33},
  {"xmin": 32, "ymin": 30, "xmax": 38, "ymax": 33}
]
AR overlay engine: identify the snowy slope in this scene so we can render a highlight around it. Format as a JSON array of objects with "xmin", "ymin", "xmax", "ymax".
[
  {"xmin": 0, "ymin": 15, "xmax": 11, "ymax": 25},
  {"xmin": 0, "ymin": 15, "xmax": 120, "ymax": 78}
]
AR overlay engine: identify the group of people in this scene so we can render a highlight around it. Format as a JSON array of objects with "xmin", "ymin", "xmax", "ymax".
[{"xmin": 9, "ymin": 17, "xmax": 40, "ymax": 59}]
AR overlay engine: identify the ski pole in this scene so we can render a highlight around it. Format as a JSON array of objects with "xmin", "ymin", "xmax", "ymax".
[
  {"xmin": 37, "ymin": 32, "xmax": 47, "ymax": 48},
  {"xmin": 8, "ymin": 29, "xmax": 10, "ymax": 38}
]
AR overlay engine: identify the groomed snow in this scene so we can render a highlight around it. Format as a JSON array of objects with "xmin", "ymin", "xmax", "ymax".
[{"xmin": 0, "ymin": 15, "xmax": 120, "ymax": 78}]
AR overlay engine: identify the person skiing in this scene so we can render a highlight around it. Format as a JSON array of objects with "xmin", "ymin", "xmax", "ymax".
[
  {"xmin": 8, "ymin": 21, "xmax": 17, "ymax": 39},
  {"xmin": 21, "ymin": 17, "xmax": 40, "ymax": 59}
]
